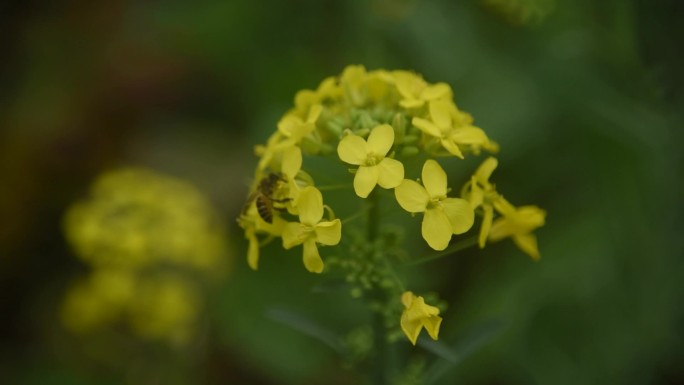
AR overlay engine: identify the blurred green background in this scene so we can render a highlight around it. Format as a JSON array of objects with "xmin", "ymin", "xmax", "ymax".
[{"xmin": 1, "ymin": 0, "xmax": 682, "ymax": 384}]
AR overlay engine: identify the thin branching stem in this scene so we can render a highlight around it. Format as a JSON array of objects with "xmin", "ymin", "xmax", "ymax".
[
  {"xmin": 405, "ymin": 236, "xmax": 479, "ymax": 266},
  {"xmin": 316, "ymin": 183, "xmax": 353, "ymax": 191}
]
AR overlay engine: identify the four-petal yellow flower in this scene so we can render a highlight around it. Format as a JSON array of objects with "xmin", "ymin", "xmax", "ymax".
[
  {"xmin": 412, "ymin": 100, "xmax": 491, "ymax": 158},
  {"xmin": 337, "ymin": 124, "xmax": 405, "ymax": 198},
  {"xmin": 395, "ymin": 160, "xmax": 474, "ymax": 250},
  {"xmin": 400, "ymin": 291, "xmax": 442, "ymax": 345},
  {"xmin": 282, "ymin": 186, "xmax": 342, "ymax": 273},
  {"xmin": 489, "ymin": 198, "xmax": 546, "ymax": 260}
]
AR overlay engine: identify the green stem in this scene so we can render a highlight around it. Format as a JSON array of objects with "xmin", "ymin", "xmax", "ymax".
[
  {"xmin": 367, "ymin": 190, "xmax": 387, "ymax": 385},
  {"xmin": 405, "ymin": 236, "xmax": 479, "ymax": 266},
  {"xmin": 367, "ymin": 191, "xmax": 380, "ymax": 242},
  {"xmin": 317, "ymin": 183, "xmax": 353, "ymax": 191},
  {"xmin": 373, "ymin": 309, "xmax": 387, "ymax": 385},
  {"xmin": 341, "ymin": 205, "xmax": 372, "ymax": 225}
]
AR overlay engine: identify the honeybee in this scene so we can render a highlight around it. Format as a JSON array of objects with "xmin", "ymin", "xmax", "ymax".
[{"xmin": 243, "ymin": 172, "xmax": 289, "ymax": 224}]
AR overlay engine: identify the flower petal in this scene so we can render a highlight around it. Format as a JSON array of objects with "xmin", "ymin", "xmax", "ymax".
[
  {"xmin": 247, "ymin": 230, "xmax": 259, "ymax": 270},
  {"xmin": 337, "ymin": 134, "xmax": 368, "ymax": 165},
  {"xmin": 401, "ymin": 291, "xmax": 414, "ymax": 308},
  {"xmin": 303, "ymin": 238, "xmax": 324, "ymax": 273},
  {"xmin": 493, "ymin": 197, "xmax": 516, "ymax": 216},
  {"xmin": 353, "ymin": 165, "xmax": 380, "ymax": 198},
  {"xmin": 297, "ymin": 186, "xmax": 324, "ymax": 225},
  {"xmin": 314, "ymin": 219, "xmax": 341, "ymax": 245},
  {"xmin": 282, "ymin": 222, "xmax": 307, "ymax": 249},
  {"xmin": 306, "ymin": 104, "xmax": 322, "ymax": 123},
  {"xmin": 440, "ymin": 138, "xmax": 464, "ymax": 158},
  {"xmin": 479, "ymin": 204, "xmax": 493, "ymax": 248},
  {"xmin": 516, "ymin": 206, "xmax": 547, "ymax": 228},
  {"xmin": 450, "ymin": 126, "xmax": 488, "ymax": 145},
  {"xmin": 400, "ymin": 99, "xmax": 425, "ymax": 109},
  {"xmin": 394, "ymin": 179, "xmax": 429, "ymax": 213},
  {"xmin": 401, "ymin": 312, "xmax": 422, "ymax": 345},
  {"xmin": 281, "ymin": 146, "xmax": 302, "ymax": 179},
  {"xmin": 366, "ymin": 124, "xmax": 394, "ymax": 156},
  {"xmin": 475, "ymin": 157, "xmax": 498, "ymax": 186},
  {"xmin": 467, "ymin": 177, "xmax": 484, "ymax": 208},
  {"xmin": 412, "ymin": 117, "xmax": 442, "ymax": 138},
  {"xmin": 377, "ymin": 158, "xmax": 404, "ymax": 189},
  {"xmin": 277, "ymin": 115, "xmax": 300, "ymax": 137},
  {"xmin": 429, "ymin": 100, "xmax": 452, "ymax": 129},
  {"xmin": 441, "ymin": 197, "xmax": 475, "ymax": 235},
  {"xmin": 422, "ymin": 315, "xmax": 442, "ymax": 341},
  {"xmin": 420, "ymin": 83, "xmax": 451, "ymax": 101},
  {"xmin": 513, "ymin": 233, "xmax": 541, "ymax": 260},
  {"xmin": 422, "ymin": 208, "xmax": 452, "ymax": 250},
  {"xmin": 422, "ymin": 160, "xmax": 447, "ymax": 199},
  {"xmin": 488, "ymin": 217, "xmax": 516, "ymax": 241}
]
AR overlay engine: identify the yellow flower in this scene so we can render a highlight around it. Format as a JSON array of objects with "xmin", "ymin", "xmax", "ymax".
[
  {"xmin": 463, "ymin": 157, "xmax": 501, "ymax": 248},
  {"xmin": 257, "ymin": 104, "xmax": 322, "ymax": 170},
  {"xmin": 293, "ymin": 76, "xmax": 342, "ymax": 117},
  {"xmin": 463, "ymin": 157, "xmax": 545, "ymax": 259},
  {"xmin": 128, "ymin": 274, "xmax": 199, "ymax": 345},
  {"xmin": 278, "ymin": 104, "xmax": 323, "ymax": 143},
  {"xmin": 412, "ymin": 100, "xmax": 492, "ymax": 158},
  {"xmin": 400, "ymin": 291, "xmax": 442, "ymax": 345},
  {"xmin": 238, "ymin": 198, "xmax": 286, "ymax": 270},
  {"xmin": 395, "ymin": 160, "xmax": 474, "ymax": 250},
  {"xmin": 282, "ymin": 186, "xmax": 342, "ymax": 273},
  {"xmin": 393, "ymin": 70, "xmax": 452, "ymax": 109},
  {"xmin": 63, "ymin": 168, "xmax": 226, "ymax": 271},
  {"xmin": 337, "ymin": 124, "xmax": 405, "ymax": 198},
  {"xmin": 61, "ymin": 269, "xmax": 136, "ymax": 332},
  {"xmin": 489, "ymin": 198, "xmax": 546, "ymax": 260},
  {"xmin": 337, "ymin": 65, "xmax": 396, "ymax": 107},
  {"xmin": 340, "ymin": 65, "xmax": 369, "ymax": 106}
]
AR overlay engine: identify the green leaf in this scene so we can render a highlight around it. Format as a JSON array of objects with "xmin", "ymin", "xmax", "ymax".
[
  {"xmin": 265, "ymin": 307, "xmax": 346, "ymax": 355},
  {"xmin": 422, "ymin": 319, "xmax": 506, "ymax": 384}
]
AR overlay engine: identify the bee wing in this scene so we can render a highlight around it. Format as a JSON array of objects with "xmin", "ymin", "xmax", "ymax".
[{"xmin": 241, "ymin": 191, "xmax": 258, "ymax": 214}]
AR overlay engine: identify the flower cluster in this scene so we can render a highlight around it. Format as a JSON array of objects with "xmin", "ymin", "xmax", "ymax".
[
  {"xmin": 239, "ymin": 65, "xmax": 545, "ymax": 345},
  {"xmin": 62, "ymin": 168, "xmax": 227, "ymax": 345}
]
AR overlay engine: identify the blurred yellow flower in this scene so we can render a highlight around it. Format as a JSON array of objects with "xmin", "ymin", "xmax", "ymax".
[
  {"xmin": 412, "ymin": 100, "xmax": 492, "ymax": 158},
  {"xmin": 128, "ymin": 274, "xmax": 200, "ymax": 346},
  {"xmin": 282, "ymin": 186, "xmax": 342, "ymax": 273},
  {"xmin": 63, "ymin": 168, "xmax": 226, "ymax": 272},
  {"xmin": 400, "ymin": 291, "xmax": 442, "ymax": 345},
  {"xmin": 61, "ymin": 269, "xmax": 135, "ymax": 333},
  {"xmin": 395, "ymin": 160, "xmax": 474, "ymax": 250},
  {"xmin": 489, "ymin": 198, "xmax": 546, "ymax": 260},
  {"xmin": 393, "ymin": 70, "xmax": 452, "ymax": 109},
  {"xmin": 337, "ymin": 124, "xmax": 405, "ymax": 198},
  {"xmin": 292, "ymin": 76, "xmax": 342, "ymax": 117},
  {"xmin": 61, "ymin": 269, "xmax": 201, "ymax": 346}
]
